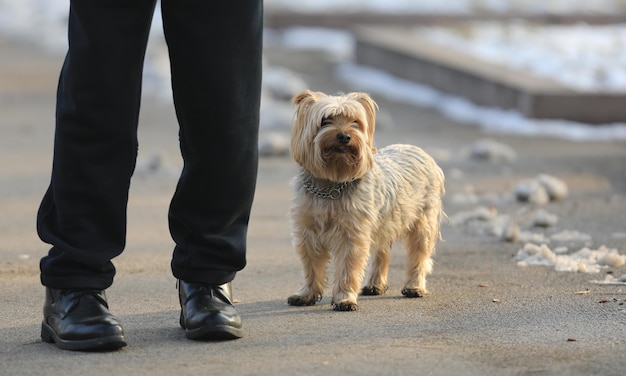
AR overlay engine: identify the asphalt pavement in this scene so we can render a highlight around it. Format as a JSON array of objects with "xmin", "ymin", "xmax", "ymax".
[{"xmin": 1, "ymin": 37, "xmax": 625, "ymax": 376}]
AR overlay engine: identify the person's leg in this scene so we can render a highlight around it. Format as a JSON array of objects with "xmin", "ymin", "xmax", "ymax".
[
  {"xmin": 38, "ymin": 0, "xmax": 157, "ymax": 290},
  {"xmin": 161, "ymin": 0, "xmax": 262, "ymax": 340},
  {"xmin": 37, "ymin": 0, "xmax": 157, "ymax": 351},
  {"xmin": 161, "ymin": 0, "xmax": 263, "ymax": 285}
]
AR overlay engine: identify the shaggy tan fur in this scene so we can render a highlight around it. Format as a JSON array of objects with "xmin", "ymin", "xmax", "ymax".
[{"xmin": 287, "ymin": 90, "xmax": 445, "ymax": 311}]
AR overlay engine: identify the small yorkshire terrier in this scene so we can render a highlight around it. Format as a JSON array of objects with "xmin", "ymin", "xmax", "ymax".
[{"xmin": 287, "ymin": 90, "xmax": 445, "ymax": 311}]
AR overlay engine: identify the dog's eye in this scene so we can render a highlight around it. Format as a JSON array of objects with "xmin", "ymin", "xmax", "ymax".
[{"xmin": 321, "ymin": 118, "xmax": 332, "ymax": 128}]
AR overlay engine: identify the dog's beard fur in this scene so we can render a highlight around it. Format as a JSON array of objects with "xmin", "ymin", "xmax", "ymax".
[{"xmin": 288, "ymin": 90, "xmax": 445, "ymax": 312}]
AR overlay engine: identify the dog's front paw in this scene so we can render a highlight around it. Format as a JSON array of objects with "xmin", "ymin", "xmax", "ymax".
[
  {"xmin": 361, "ymin": 285, "xmax": 388, "ymax": 296},
  {"xmin": 401, "ymin": 287, "xmax": 428, "ymax": 298},
  {"xmin": 332, "ymin": 300, "xmax": 359, "ymax": 311},
  {"xmin": 288, "ymin": 294, "xmax": 319, "ymax": 306}
]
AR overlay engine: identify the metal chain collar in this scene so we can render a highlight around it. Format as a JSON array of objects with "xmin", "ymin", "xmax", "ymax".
[{"xmin": 303, "ymin": 179, "xmax": 353, "ymax": 200}]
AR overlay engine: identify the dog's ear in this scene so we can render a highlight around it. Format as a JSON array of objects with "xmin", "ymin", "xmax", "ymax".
[
  {"xmin": 349, "ymin": 92, "xmax": 378, "ymax": 152},
  {"xmin": 291, "ymin": 90, "xmax": 322, "ymax": 169},
  {"xmin": 292, "ymin": 90, "xmax": 324, "ymax": 107}
]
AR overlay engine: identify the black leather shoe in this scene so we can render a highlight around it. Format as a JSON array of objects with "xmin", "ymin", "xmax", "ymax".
[
  {"xmin": 178, "ymin": 280, "xmax": 243, "ymax": 340},
  {"xmin": 41, "ymin": 288, "xmax": 127, "ymax": 351}
]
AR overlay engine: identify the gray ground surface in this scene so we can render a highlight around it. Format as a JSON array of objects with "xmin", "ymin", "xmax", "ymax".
[{"xmin": 1, "ymin": 37, "xmax": 625, "ymax": 376}]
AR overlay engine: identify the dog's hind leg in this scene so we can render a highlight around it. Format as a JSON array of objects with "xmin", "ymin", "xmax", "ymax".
[
  {"xmin": 288, "ymin": 240, "xmax": 329, "ymax": 306},
  {"xmin": 401, "ymin": 211, "xmax": 440, "ymax": 298},
  {"xmin": 361, "ymin": 242, "xmax": 391, "ymax": 296}
]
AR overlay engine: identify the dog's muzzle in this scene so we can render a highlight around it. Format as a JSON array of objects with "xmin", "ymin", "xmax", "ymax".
[{"xmin": 336, "ymin": 133, "xmax": 351, "ymax": 145}]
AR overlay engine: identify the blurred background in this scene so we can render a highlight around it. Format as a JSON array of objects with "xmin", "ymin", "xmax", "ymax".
[
  {"xmin": 2, "ymin": 0, "xmax": 626, "ymax": 144},
  {"xmin": 0, "ymin": 0, "xmax": 626, "ymax": 138}
]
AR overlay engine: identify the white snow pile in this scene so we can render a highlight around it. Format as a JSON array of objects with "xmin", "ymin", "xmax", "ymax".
[
  {"xmin": 265, "ymin": 0, "xmax": 624, "ymax": 15},
  {"xmin": 516, "ymin": 243, "xmax": 626, "ymax": 273},
  {"xmin": 337, "ymin": 63, "xmax": 626, "ymax": 141},
  {"xmin": 511, "ymin": 227, "xmax": 625, "ymax": 275},
  {"xmin": 447, "ymin": 174, "xmax": 568, "ymax": 240},
  {"xmin": 514, "ymin": 174, "xmax": 569, "ymax": 205},
  {"xmin": 445, "ymin": 190, "xmax": 626, "ymax": 277},
  {"xmin": 448, "ymin": 174, "xmax": 569, "ymax": 209},
  {"xmin": 590, "ymin": 274, "xmax": 626, "ymax": 285},
  {"xmin": 513, "ymin": 228, "xmax": 593, "ymax": 247},
  {"xmin": 417, "ymin": 22, "xmax": 626, "ymax": 92},
  {"xmin": 549, "ymin": 230, "xmax": 592, "ymax": 244},
  {"xmin": 530, "ymin": 208, "xmax": 559, "ymax": 228},
  {"xmin": 447, "ymin": 205, "xmax": 591, "ymax": 246},
  {"xmin": 501, "ymin": 209, "xmax": 561, "ymax": 243},
  {"xmin": 503, "ymin": 226, "xmax": 551, "ymax": 244},
  {"xmin": 447, "ymin": 206, "xmax": 561, "ymax": 242},
  {"xmin": 448, "ymin": 205, "xmax": 499, "ymax": 226},
  {"xmin": 447, "ymin": 184, "xmax": 513, "ymax": 206},
  {"xmin": 469, "ymin": 139, "xmax": 517, "ymax": 162}
]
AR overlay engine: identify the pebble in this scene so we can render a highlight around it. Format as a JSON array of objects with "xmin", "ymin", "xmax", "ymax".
[
  {"xmin": 514, "ymin": 174, "xmax": 568, "ymax": 204},
  {"xmin": 531, "ymin": 209, "xmax": 558, "ymax": 227},
  {"xmin": 514, "ymin": 179, "xmax": 550, "ymax": 205},
  {"xmin": 469, "ymin": 139, "xmax": 517, "ymax": 162},
  {"xmin": 536, "ymin": 174, "xmax": 568, "ymax": 201}
]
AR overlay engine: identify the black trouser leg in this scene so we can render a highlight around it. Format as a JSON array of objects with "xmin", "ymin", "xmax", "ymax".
[
  {"xmin": 161, "ymin": 0, "xmax": 263, "ymax": 284},
  {"xmin": 38, "ymin": 0, "xmax": 157, "ymax": 289}
]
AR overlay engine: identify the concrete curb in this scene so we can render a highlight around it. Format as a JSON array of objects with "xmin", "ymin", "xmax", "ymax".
[
  {"xmin": 355, "ymin": 27, "xmax": 626, "ymax": 124},
  {"xmin": 264, "ymin": 11, "xmax": 626, "ymax": 30}
]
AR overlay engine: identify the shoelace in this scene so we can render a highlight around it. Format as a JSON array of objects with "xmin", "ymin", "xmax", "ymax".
[
  {"xmin": 57, "ymin": 289, "xmax": 109, "ymax": 317},
  {"xmin": 180, "ymin": 283, "xmax": 232, "ymax": 305}
]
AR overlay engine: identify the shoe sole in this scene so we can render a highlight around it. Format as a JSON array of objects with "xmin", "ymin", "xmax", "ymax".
[
  {"xmin": 183, "ymin": 324, "xmax": 243, "ymax": 340},
  {"xmin": 41, "ymin": 322, "xmax": 127, "ymax": 351}
]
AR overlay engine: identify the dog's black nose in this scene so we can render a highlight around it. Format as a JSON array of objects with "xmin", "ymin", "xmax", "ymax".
[{"xmin": 336, "ymin": 133, "xmax": 351, "ymax": 145}]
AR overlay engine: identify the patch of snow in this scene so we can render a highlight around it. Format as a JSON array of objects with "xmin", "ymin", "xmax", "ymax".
[
  {"xmin": 530, "ymin": 208, "xmax": 559, "ymax": 228},
  {"xmin": 535, "ymin": 174, "xmax": 569, "ymax": 201},
  {"xmin": 337, "ymin": 63, "xmax": 626, "ymax": 141},
  {"xmin": 417, "ymin": 22, "xmax": 626, "ymax": 92},
  {"xmin": 516, "ymin": 243, "xmax": 625, "ymax": 273},
  {"xmin": 513, "ymin": 174, "xmax": 568, "ymax": 204},
  {"xmin": 264, "ymin": 0, "xmax": 624, "ymax": 15},
  {"xmin": 469, "ymin": 139, "xmax": 517, "ymax": 162},
  {"xmin": 448, "ymin": 205, "xmax": 498, "ymax": 226},
  {"xmin": 550, "ymin": 230, "xmax": 592, "ymax": 244},
  {"xmin": 514, "ymin": 179, "xmax": 551, "ymax": 205},
  {"xmin": 590, "ymin": 274, "xmax": 626, "ymax": 285}
]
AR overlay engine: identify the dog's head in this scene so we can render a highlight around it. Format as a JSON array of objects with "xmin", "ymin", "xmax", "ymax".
[{"xmin": 291, "ymin": 90, "xmax": 378, "ymax": 182}]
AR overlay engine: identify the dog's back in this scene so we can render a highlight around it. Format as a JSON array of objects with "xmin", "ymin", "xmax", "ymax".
[
  {"xmin": 360, "ymin": 143, "xmax": 445, "ymax": 250},
  {"xmin": 374, "ymin": 144, "xmax": 445, "ymax": 203}
]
